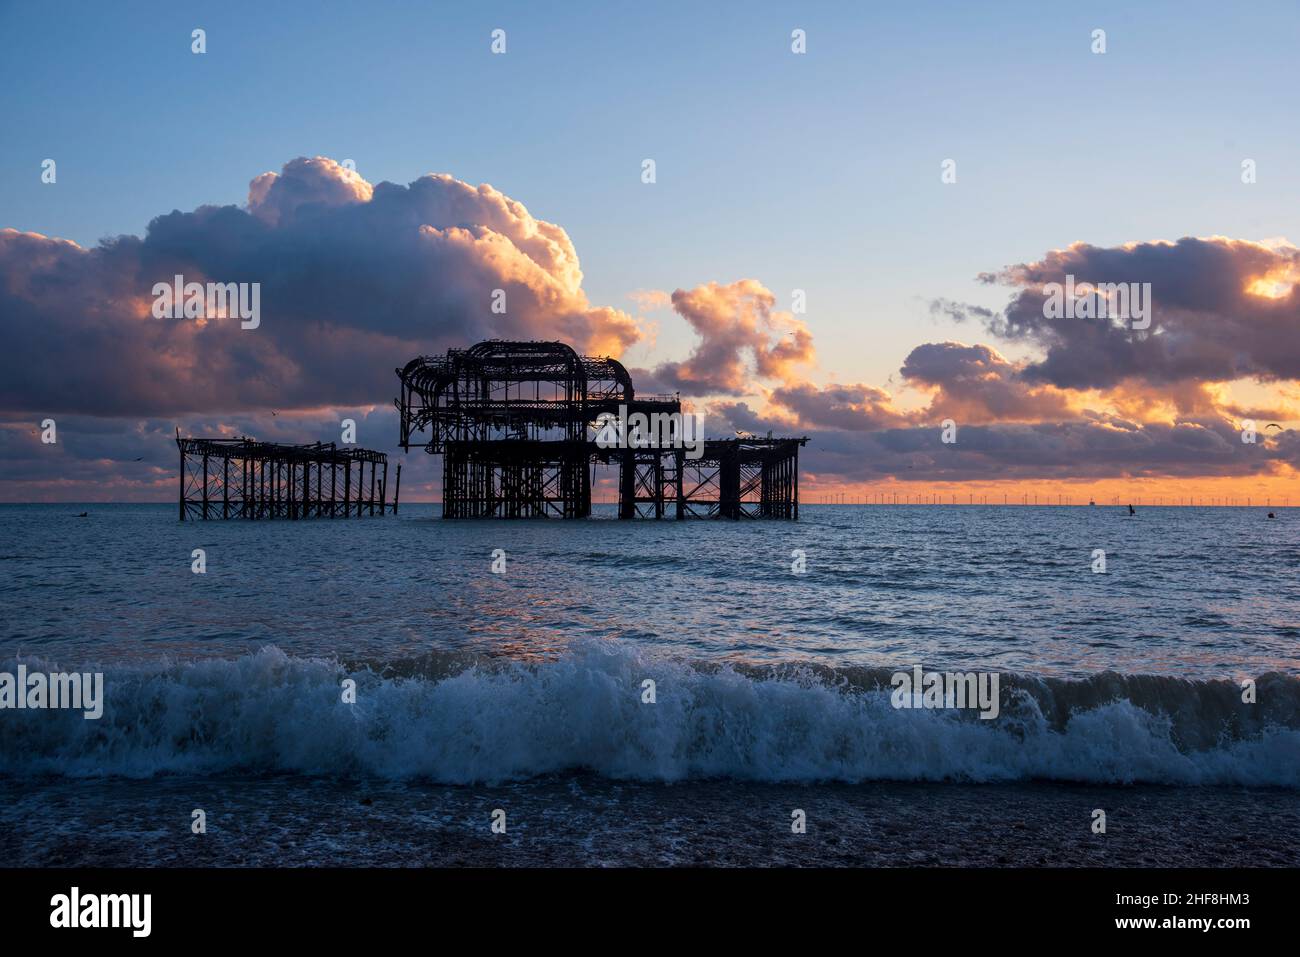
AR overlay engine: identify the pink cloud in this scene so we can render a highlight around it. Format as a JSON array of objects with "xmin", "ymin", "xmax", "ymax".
[{"xmin": 0, "ymin": 157, "xmax": 641, "ymax": 418}]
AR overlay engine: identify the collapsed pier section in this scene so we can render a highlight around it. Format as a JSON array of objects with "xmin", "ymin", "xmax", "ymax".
[
  {"xmin": 176, "ymin": 435, "xmax": 397, "ymax": 520},
  {"xmin": 607, "ymin": 436, "xmax": 806, "ymax": 519}
]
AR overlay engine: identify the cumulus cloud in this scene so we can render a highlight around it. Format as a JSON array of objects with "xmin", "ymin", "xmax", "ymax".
[
  {"xmin": 650, "ymin": 279, "xmax": 813, "ymax": 395},
  {"xmin": 970, "ymin": 236, "xmax": 1300, "ymax": 390},
  {"xmin": 247, "ymin": 156, "xmax": 374, "ymax": 225},
  {"xmin": 767, "ymin": 381, "xmax": 912, "ymax": 431},
  {"xmin": 0, "ymin": 157, "xmax": 641, "ymax": 417},
  {"xmin": 899, "ymin": 341, "xmax": 1077, "ymax": 423}
]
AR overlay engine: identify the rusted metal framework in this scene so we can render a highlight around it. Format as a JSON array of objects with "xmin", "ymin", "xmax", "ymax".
[
  {"xmin": 396, "ymin": 340, "xmax": 807, "ymax": 520},
  {"xmin": 176, "ymin": 435, "xmax": 397, "ymax": 521},
  {"xmin": 680, "ymin": 438, "xmax": 805, "ymax": 519}
]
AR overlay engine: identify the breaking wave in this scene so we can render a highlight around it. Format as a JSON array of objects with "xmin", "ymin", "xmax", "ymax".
[{"xmin": 2, "ymin": 642, "xmax": 1297, "ymax": 786}]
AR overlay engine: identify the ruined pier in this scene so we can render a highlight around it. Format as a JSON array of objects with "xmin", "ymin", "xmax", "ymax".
[
  {"xmin": 395, "ymin": 339, "xmax": 806, "ymax": 519},
  {"xmin": 175, "ymin": 435, "xmax": 397, "ymax": 520}
]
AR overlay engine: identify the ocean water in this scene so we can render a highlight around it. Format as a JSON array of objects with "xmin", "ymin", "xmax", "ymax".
[{"xmin": 2, "ymin": 502, "xmax": 1298, "ymax": 865}]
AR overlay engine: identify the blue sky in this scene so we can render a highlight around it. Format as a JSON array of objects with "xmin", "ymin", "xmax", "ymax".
[{"xmin": 4, "ymin": 0, "xmax": 1297, "ymax": 387}]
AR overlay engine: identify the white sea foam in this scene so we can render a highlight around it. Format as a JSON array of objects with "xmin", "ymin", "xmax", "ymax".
[{"xmin": 1, "ymin": 643, "xmax": 1296, "ymax": 786}]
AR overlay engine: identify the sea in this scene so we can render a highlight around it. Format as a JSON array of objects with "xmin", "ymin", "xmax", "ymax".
[{"xmin": 1, "ymin": 502, "xmax": 1297, "ymax": 866}]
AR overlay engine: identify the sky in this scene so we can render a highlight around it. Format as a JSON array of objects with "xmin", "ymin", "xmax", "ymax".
[{"xmin": 1, "ymin": 0, "xmax": 1298, "ymax": 503}]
